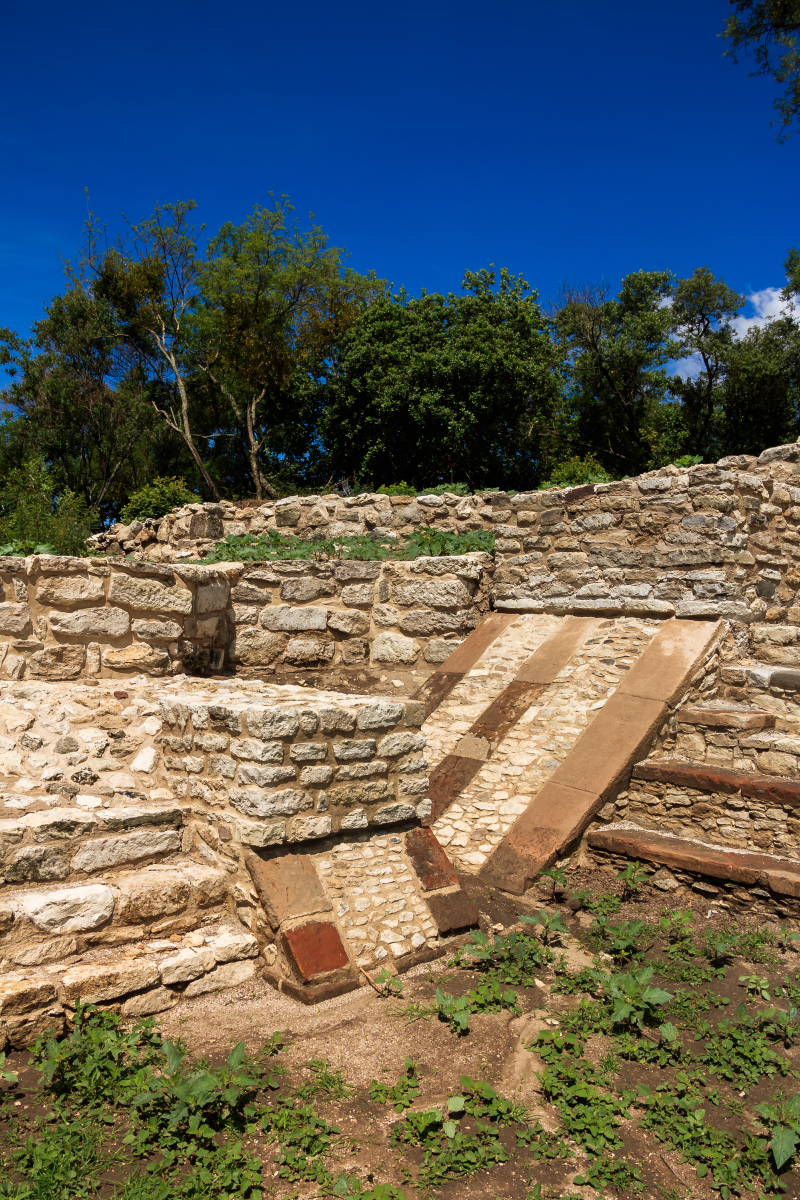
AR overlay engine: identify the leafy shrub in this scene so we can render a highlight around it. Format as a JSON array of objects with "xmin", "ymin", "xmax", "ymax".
[
  {"xmin": 673, "ymin": 454, "xmax": 703, "ymax": 467},
  {"xmin": 0, "ymin": 457, "xmax": 92, "ymax": 557},
  {"xmin": 200, "ymin": 526, "xmax": 494, "ymax": 564},
  {"xmin": 538, "ymin": 453, "xmax": 613, "ymax": 490},
  {"xmin": 120, "ymin": 476, "xmax": 197, "ymax": 524},
  {"xmin": 376, "ymin": 482, "xmax": 417, "ymax": 496},
  {"xmin": 416, "ymin": 482, "xmax": 471, "ymax": 496}
]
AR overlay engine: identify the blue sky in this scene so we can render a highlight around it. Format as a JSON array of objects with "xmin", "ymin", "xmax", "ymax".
[{"xmin": 1, "ymin": 0, "xmax": 797, "ymax": 341}]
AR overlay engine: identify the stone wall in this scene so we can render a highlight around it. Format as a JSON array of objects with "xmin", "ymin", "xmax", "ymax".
[
  {"xmin": 89, "ymin": 439, "xmax": 800, "ymax": 634},
  {"xmin": 0, "ymin": 554, "xmax": 492, "ymax": 680},
  {"xmin": 0, "ymin": 556, "xmax": 230, "ymax": 680}
]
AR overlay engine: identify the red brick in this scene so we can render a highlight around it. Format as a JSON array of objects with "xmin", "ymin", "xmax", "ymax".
[
  {"xmin": 587, "ymin": 826, "xmax": 766, "ymax": 885},
  {"xmin": 404, "ymin": 827, "xmax": 459, "ymax": 891},
  {"xmin": 282, "ymin": 920, "xmax": 351, "ymax": 982},
  {"xmin": 425, "ymin": 890, "xmax": 479, "ymax": 934}
]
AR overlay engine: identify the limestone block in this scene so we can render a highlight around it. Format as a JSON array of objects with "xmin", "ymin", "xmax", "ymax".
[
  {"xmin": 356, "ymin": 702, "xmax": 403, "ymax": 729},
  {"xmin": 0, "ymin": 974, "xmax": 57, "ymax": 1016},
  {"xmin": 28, "ymin": 645, "xmax": 86, "ymax": 679},
  {"xmin": 279, "ymin": 578, "xmax": 335, "ymax": 602},
  {"xmin": 230, "ymin": 583, "xmax": 272, "ymax": 605},
  {"xmin": 103, "ymin": 644, "xmax": 170, "ymax": 671},
  {"xmin": 231, "ymin": 629, "xmax": 287, "ymax": 665},
  {"xmin": 333, "ymin": 561, "xmax": 382, "ymax": 581},
  {"xmin": 196, "ymin": 577, "xmax": 230, "ymax": 613},
  {"xmin": 182, "ymin": 958, "xmax": 257, "ymax": 997},
  {"xmin": 318, "ymin": 708, "xmax": 357, "ymax": 734},
  {"xmin": 340, "ymin": 808, "xmax": 368, "ymax": 829},
  {"xmin": 246, "ymin": 706, "xmax": 301, "ymax": 740},
  {"xmin": 372, "ymin": 604, "xmax": 400, "ymax": 627},
  {"xmin": 121, "ymin": 986, "xmax": 177, "ymax": 1016},
  {"xmin": 108, "ymin": 574, "xmax": 192, "ymax": 615},
  {"xmin": 371, "ymin": 632, "xmax": 417, "ymax": 664},
  {"xmin": 4, "ymin": 846, "xmax": 69, "ymax": 882},
  {"xmin": 235, "ymin": 816, "xmax": 285, "ymax": 847},
  {"xmin": 237, "ymin": 764, "xmax": 297, "ymax": 788},
  {"xmin": 71, "ymin": 828, "xmax": 181, "ymax": 872},
  {"xmin": 275, "ymin": 502, "xmax": 301, "ymax": 527},
  {"xmin": 290, "ymin": 742, "xmax": 328, "ymax": 763},
  {"xmin": 325, "ymin": 609, "xmax": 371, "ymax": 637},
  {"xmin": 377, "ymin": 731, "xmax": 425, "ymax": 758},
  {"xmin": 49, "ymin": 607, "xmax": 130, "ymax": 637},
  {"xmin": 61, "ymin": 958, "xmax": 159, "ymax": 1005},
  {"xmin": 328, "ymin": 780, "xmax": 392, "ymax": 806},
  {"xmin": 392, "ymin": 579, "xmax": 473, "ymax": 609},
  {"xmin": 20, "ymin": 883, "xmax": 115, "ymax": 932},
  {"xmin": 0, "ymin": 703, "xmax": 34, "ymax": 734},
  {"xmin": 0, "ymin": 604, "xmax": 31, "ymax": 634},
  {"xmin": 9, "ymin": 937, "xmax": 78, "ymax": 967},
  {"xmin": 260, "ymin": 605, "xmax": 327, "ymax": 632},
  {"xmin": 159, "ymin": 948, "xmax": 205, "ymax": 984},
  {"xmin": 231, "ymin": 605, "xmax": 257, "ymax": 625},
  {"xmin": 289, "ymin": 814, "xmax": 332, "ymax": 840},
  {"xmin": 206, "ymin": 929, "xmax": 259, "ymax": 963},
  {"xmin": 114, "ymin": 869, "xmax": 191, "ymax": 923},
  {"xmin": 333, "ymin": 739, "xmax": 376, "ymax": 761},
  {"xmin": 341, "ymin": 638, "xmax": 368, "ymax": 664},
  {"xmin": 229, "ymin": 787, "xmax": 312, "ymax": 819},
  {"xmin": 337, "ymin": 762, "xmax": 387, "ymax": 779},
  {"xmin": 399, "ymin": 610, "xmax": 464, "ymax": 635},
  {"xmin": 132, "ymin": 618, "xmax": 183, "ymax": 641},
  {"xmin": 194, "ymin": 733, "xmax": 228, "ymax": 753},
  {"xmin": 230, "ymin": 738, "xmax": 283, "ymax": 763},
  {"xmin": 37, "ymin": 575, "xmax": 104, "ymax": 605},
  {"xmin": 208, "ymin": 754, "xmax": 236, "ymax": 778},
  {"xmin": 97, "ymin": 804, "xmax": 182, "ymax": 831},
  {"xmin": 423, "ymin": 638, "xmax": 459, "ymax": 663},
  {"xmin": 130, "ymin": 746, "xmax": 159, "ymax": 773},
  {"xmin": 283, "ymin": 638, "xmax": 335, "ymax": 665},
  {"xmin": 341, "ymin": 584, "xmax": 374, "ymax": 607},
  {"xmin": 300, "ymin": 766, "xmax": 334, "ymax": 786},
  {"xmin": 372, "ymin": 802, "xmax": 416, "ymax": 824},
  {"xmin": 27, "ymin": 808, "xmax": 96, "ymax": 841}
]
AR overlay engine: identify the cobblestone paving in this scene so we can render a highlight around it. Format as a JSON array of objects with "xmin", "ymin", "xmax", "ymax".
[
  {"xmin": 311, "ymin": 832, "xmax": 440, "ymax": 968},
  {"xmin": 431, "ymin": 617, "xmax": 662, "ymax": 871}
]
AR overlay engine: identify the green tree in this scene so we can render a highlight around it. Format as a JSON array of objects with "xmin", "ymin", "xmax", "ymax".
[
  {"xmin": 719, "ymin": 313, "xmax": 800, "ymax": 453},
  {"xmin": 722, "ymin": 1, "xmax": 800, "ymax": 140},
  {"xmin": 0, "ymin": 457, "xmax": 92, "ymax": 555},
  {"xmin": 195, "ymin": 198, "xmax": 383, "ymax": 499},
  {"xmin": 322, "ymin": 268, "xmax": 565, "ymax": 491},
  {"xmin": 553, "ymin": 272, "xmax": 680, "ymax": 476},
  {"xmin": 669, "ymin": 266, "xmax": 745, "ymax": 460}
]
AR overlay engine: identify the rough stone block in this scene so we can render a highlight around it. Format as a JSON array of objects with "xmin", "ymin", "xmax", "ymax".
[
  {"xmin": 159, "ymin": 948, "xmax": 206, "ymax": 984},
  {"xmin": 206, "ymin": 930, "xmax": 259, "ymax": 963},
  {"xmin": 28, "ymin": 645, "xmax": 86, "ymax": 679},
  {"xmin": 71, "ymin": 829, "xmax": 181, "ymax": 872},
  {"xmin": 232, "ymin": 629, "xmax": 287, "ymax": 666},
  {"xmin": 326, "ymin": 609, "xmax": 370, "ymax": 637},
  {"xmin": 246, "ymin": 707, "xmax": 301, "ymax": 740},
  {"xmin": 27, "ymin": 808, "xmax": 96, "ymax": 840},
  {"xmin": 4, "ymin": 846, "xmax": 69, "ymax": 882},
  {"xmin": 282, "ymin": 919, "xmax": 350, "ymax": 982},
  {"xmin": 229, "ymin": 787, "xmax": 312, "ymax": 819},
  {"xmin": 261, "ymin": 605, "xmax": 327, "ymax": 632},
  {"xmin": 372, "ymin": 802, "xmax": 416, "ymax": 823},
  {"xmin": 235, "ymin": 816, "xmax": 285, "ymax": 847},
  {"xmin": 231, "ymin": 738, "xmax": 284, "ymax": 763},
  {"xmin": 399, "ymin": 611, "xmax": 464, "ymax": 636},
  {"xmin": 377, "ymin": 731, "xmax": 425, "ymax": 758},
  {"xmin": 357, "ymin": 702, "xmax": 403, "ymax": 730},
  {"xmin": 0, "ymin": 974, "xmax": 58, "ymax": 1016},
  {"xmin": 196, "ymin": 577, "xmax": 230, "ymax": 613},
  {"xmin": 121, "ymin": 986, "xmax": 177, "ymax": 1016},
  {"xmin": 97, "ymin": 804, "xmax": 182, "ymax": 832},
  {"xmin": 37, "ymin": 575, "xmax": 105, "ymax": 605},
  {"xmin": 49, "ymin": 607, "xmax": 130, "ymax": 636},
  {"xmin": 404, "ymin": 826, "xmax": 460, "ymax": 891},
  {"xmin": 108, "ymin": 574, "xmax": 192, "ymax": 614},
  {"xmin": 283, "ymin": 637, "xmax": 335, "ymax": 665},
  {"xmin": 182, "ymin": 958, "xmax": 257, "ymax": 996},
  {"xmin": 288, "ymin": 815, "xmax": 332, "ymax": 840},
  {"xmin": 424, "ymin": 890, "xmax": 478, "ymax": 934},
  {"xmin": 20, "ymin": 883, "xmax": 115, "ymax": 932},
  {"xmin": 328, "ymin": 780, "xmax": 392, "ymax": 806},
  {"xmin": 0, "ymin": 604, "xmax": 31, "ymax": 635},
  {"xmin": 2, "ymin": 1005, "xmax": 65, "ymax": 1049},
  {"xmin": 103, "ymin": 644, "xmax": 170, "ymax": 671},
  {"xmin": 132, "ymin": 618, "xmax": 183, "ymax": 640},
  {"xmin": 237, "ymin": 764, "xmax": 297, "ymax": 787},
  {"xmin": 279, "ymin": 578, "xmax": 335, "ymax": 603},
  {"xmin": 333, "ymin": 739, "xmax": 376, "ymax": 761},
  {"xmin": 61, "ymin": 958, "xmax": 160, "ymax": 1005}
]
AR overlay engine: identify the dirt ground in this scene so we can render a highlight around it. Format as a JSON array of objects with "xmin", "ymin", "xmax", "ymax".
[{"xmin": 5, "ymin": 868, "xmax": 799, "ymax": 1200}]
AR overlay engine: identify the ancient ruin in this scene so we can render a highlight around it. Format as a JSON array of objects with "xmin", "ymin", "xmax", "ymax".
[{"xmin": 5, "ymin": 441, "xmax": 800, "ymax": 1050}]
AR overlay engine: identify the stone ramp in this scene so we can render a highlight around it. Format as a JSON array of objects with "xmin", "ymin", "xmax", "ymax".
[{"xmin": 477, "ymin": 618, "xmax": 720, "ymax": 892}]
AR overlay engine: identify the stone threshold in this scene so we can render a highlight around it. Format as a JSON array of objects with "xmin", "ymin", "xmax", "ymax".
[
  {"xmin": 588, "ymin": 822, "xmax": 800, "ymax": 898},
  {"xmin": 633, "ymin": 758, "xmax": 800, "ymax": 807}
]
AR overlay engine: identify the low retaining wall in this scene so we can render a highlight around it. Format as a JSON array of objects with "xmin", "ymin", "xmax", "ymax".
[{"xmin": 0, "ymin": 554, "xmax": 492, "ymax": 680}]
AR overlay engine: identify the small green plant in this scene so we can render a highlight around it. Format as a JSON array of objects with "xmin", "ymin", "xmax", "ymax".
[
  {"xmin": 536, "ymin": 866, "xmax": 567, "ymax": 899},
  {"xmin": 0, "ymin": 1051, "xmax": 17, "ymax": 1084},
  {"xmin": 120, "ymin": 476, "xmax": 197, "ymax": 523},
  {"xmin": 467, "ymin": 978, "xmax": 520, "ymax": 1016},
  {"xmin": 616, "ymin": 860, "xmax": 649, "ymax": 899},
  {"xmin": 296, "ymin": 1058, "xmax": 354, "ymax": 1100},
  {"xmin": 519, "ymin": 910, "xmax": 569, "ymax": 946},
  {"xmin": 538, "ymin": 453, "xmax": 613, "ymax": 490},
  {"xmin": 369, "ymin": 1059, "xmax": 420, "ymax": 1112},
  {"xmin": 373, "ymin": 967, "xmax": 403, "ymax": 998},
  {"xmin": 591, "ymin": 917, "xmax": 648, "ymax": 962},
  {"xmin": 699, "ymin": 1005, "xmax": 790, "ymax": 1086},
  {"xmin": 601, "ymin": 965, "xmax": 673, "ymax": 1031},
  {"xmin": 376, "ymin": 482, "xmax": 417, "ymax": 496},
  {"xmin": 453, "ymin": 926, "xmax": 552, "ymax": 985},
  {"xmin": 739, "ymin": 973, "xmax": 772, "ymax": 1001},
  {"xmin": 434, "ymin": 988, "xmax": 472, "ymax": 1035},
  {"xmin": 672, "ymin": 454, "xmax": 703, "ymax": 467},
  {"xmin": 755, "ymin": 1092, "xmax": 800, "ymax": 1171},
  {"xmin": 416, "ymin": 482, "xmax": 471, "ymax": 496}
]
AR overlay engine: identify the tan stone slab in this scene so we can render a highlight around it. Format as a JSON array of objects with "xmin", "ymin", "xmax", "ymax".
[
  {"xmin": 616, "ymin": 618, "xmax": 721, "ymax": 706},
  {"xmin": 679, "ymin": 707, "xmax": 775, "ymax": 730},
  {"xmin": 513, "ymin": 616, "xmax": 601, "ymax": 684},
  {"xmin": 433, "ymin": 612, "xmax": 519, "ymax": 675},
  {"xmin": 551, "ymin": 693, "xmax": 668, "ymax": 799},
  {"xmin": 480, "ymin": 780, "xmax": 600, "ymax": 893}
]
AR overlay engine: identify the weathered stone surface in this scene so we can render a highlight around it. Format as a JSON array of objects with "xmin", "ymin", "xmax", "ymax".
[
  {"xmin": 229, "ymin": 787, "xmax": 312, "ymax": 819},
  {"xmin": 28, "ymin": 645, "xmax": 86, "ymax": 679},
  {"xmin": 129, "ymin": 746, "xmax": 159, "ymax": 773},
  {"xmin": 108, "ymin": 574, "xmax": 192, "ymax": 614},
  {"xmin": 9, "ymin": 937, "xmax": 77, "ymax": 967},
  {"xmin": 423, "ymin": 638, "xmax": 459, "ymax": 663},
  {"xmin": 679, "ymin": 707, "xmax": 775, "ymax": 730},
  {"xmin": 37, "ymin": 575, "xmax": 105, "ymax": 605},
  {"xmin": 231, "ymin": 583, "xmax": 272, "ymax": 605},
  {"xmin": 372, "ymin": 802, "xmax": 416, "ymax": 823},
  {"xmin": 71, "ymin": 829, "xmax": 181, "ymax": 872},
  {"xmin": 245, "ymin": 849, "xmax": 332, "ymax": 928},
  {"xmin": 206, "ymin": 930, "xmax": 259, "ymax": 962},
  {"xmin": 333, "ymin": 739, "xmax": 376, "ymax": 761},
  {"xmin": 49, "ymin": 607, "xmax": 130, "ymax": 637},
  {"xmin": 27, "ymin": 808, "xmax": 96, "ymax": 840},
  {"xmin": 230, "ymin": 738, "xmax": 284, "ymax": 763},
  {"xmin": 357, "ymin": 702, "xmax": 403, "ymax": 729},
  {"xmin": 132, "ymin": 618, "xmax": 183, "ymax": 640},
  {"xmin": 114, "ymin": 869, "xmax": 190, "ymax": 923},
  {"xmin": 103, "ymin": 644, "xmax": 170, "ymax": 670},
  {"xmin": 98, "ymin": 804, "xmax": 182, "ymax": 832},
  {"xmin": 333, "ymin": 562, "xmax": 381, "ymax": 581},
  {"xmin": 261, "ymin": 605, "xmax": 327, "ymax": 632},
  {"xmin": 4, "ymin": 846, "xmax": 69, "ymax": 882},
  {"xmin": 325, "ymin": 609, "xmax": 371, "ymax": 637},
  {"xmin": 61, "ymin": 958, "xmax": 160, "ymax": 1004},
  {"xmin": 0, "ymin": 604, "xmax": 31, "ymax": 635},
  {"xmin": 232, "ymin": 629, "xmax": 287, "ymax": 666},
  {"xmin": 121, "ymin": 986, "xmax": 177, "ymax": 1016},
  {"xmin": 393, "ymin": 580, "xmax": 473, "ymax": 609},
  {"xmin": 632, "ymin": 757, "xmax": 800, "ymax": 805},
  {"xmin": 279, "ymin": 578, "xmax": 335, "ymax": 603},
  {"xmin": 299, "ymin": 765, "xmax": 334, "ymax": 786},
  {"xmin": 425, "ymin": 890, "xmax": 480, "ymax": 934},
  {"xmin": 20, "ymin": 883, "xmax": 115, "ymax": 932},
  {"xmin": 235, "ymin": 816, "xmax": 285, "ymax": 847},
  {"xmin": 318, "ymin": 707, "xmax": 357, "ymax": 734},
  {"xmin": 371, "ymin": 632, "xmax": 417, "ymax": 663},
  {"xmin": 246, "ymin": 707, "xmax": 300, "ymax": 740},
  {"xmin": 0, "ymin": 974, "xmax": 57, "ymax": 1016},
  {"xmin": 399, "ymin": 610, "xmax": 464, "ymax": 635},
  {"xmin": 290, "ymin": 742, "xmax": 328, "ymax": 763},
  {"xmin": 2, "ymin": 1005, "xmax": 65, "ymax": 1049},
  {"xmin": 237, "ymin": 764, "xmax": 297, "ymax": 787},
  {"xmin": 341, "ymin": 583, "xmax": 374, "ymax": 607},
  {"xmin": 328, "ymin": 780, "xmax": 392, "ymax": 807},
  {"xmin": 377, "ymin": 731, "xmax": 425, "ymax": 758},
  {"xmin": 404, "ymin": 827, "xmax": 459, "ymax": 890},
  {"xmin": 196, "ymin": 577, "xmax": 229, "ymax": 613},
  {"xmin": 288, "ymin": 815, "xmax": 332, "ymax": 840},
  {"xmin": 282, "ymin": 919, "xmax": 350, "ymax": 982},
  {"xmin": 283, "ymin": 637, "xmax": 335, "ymax": 665},
  {"xmin": 0, "ymin": 703, "xmax": 34, "ymax": 734},
  {"xmin": 182, "ymin": 959, "xmax": 257, "ymax": 996},
  {"xmin": 159, "ymin": 948, "xmax": 206, "ymax": 984}
]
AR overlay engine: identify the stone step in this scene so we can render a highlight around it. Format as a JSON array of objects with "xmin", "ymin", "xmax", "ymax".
[
  {"xmin": 677, "ymin": 705, "xmax": 775, "ymax": 730},
  {"xmin": 587, "ymin": 822, "xmax": 800, "ymax": 899},
  {"xmin": 632, "ymin": 757, "xmax": 800, "ymax": 807},
  {"xmin": 411, "ymin": 612, "xmax": 518, "ymax": 717},
  {"xmin": 478, "ymin": 618, "xmax": 721, "ymax": 894}
]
